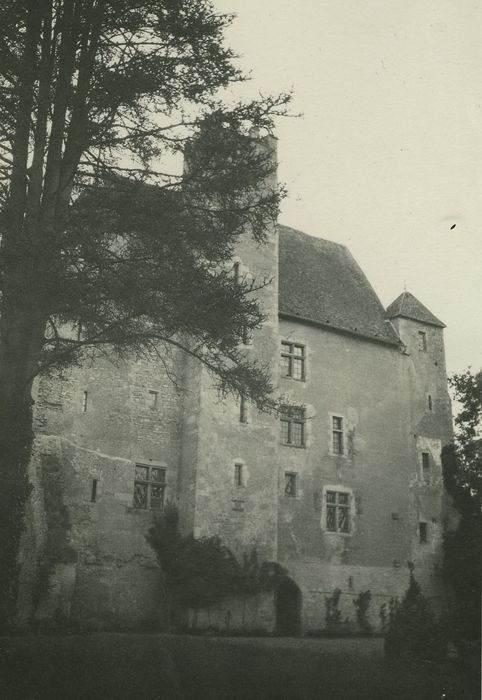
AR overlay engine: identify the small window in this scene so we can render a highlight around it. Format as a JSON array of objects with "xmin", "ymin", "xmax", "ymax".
[
  {"xmin": 234, "ymin": 463, "xmax": 244, "ymax": 487},
  {"xmin": 417, "ymin": 331, "xmax": 427, "ymax": 352},
  {"xmin": 280, "ymin": 405, "xmax": 305, "ymax": 447},
  {"xmin": 427, "ymin": 394, "xmax": 433, "ymax": 411},
  {"xmin": 419, "ymin": 522, "xmax": 428, "ymax": 544},
  {"xmin": 332, "ymin": 416, "xmax": 344, "ymax": 455},
  {"xmin": 284, "ymin": 472, "xmax": 298, "ymax": 497},
  {"xmin": 148, "ymin": 390, "xmax": 159, "ymax": 409},
  {"xmin": 133, "ymin": 465, "xmax": 166, "ymax": 510},
  {"xmin": 281, "ymin": 342, "xmax": 305, "ymax": 380},
  {"xmin": 90, "ymin": 479, "xmax": 98, "ymax": 503},
  {"xmin": 239, "ymin": 396, "xmax": 248, "ymax": 423},
  {"xmin": 421, "ymin": 452, "xmax": 430, "ymax": 483},
  {"xmin": 82, "ymin": 390, "xmax": 88, "ymax": 413},
  {"xmin": 325, "ymin": 490, "xmax": 351, "ymax": 533}
]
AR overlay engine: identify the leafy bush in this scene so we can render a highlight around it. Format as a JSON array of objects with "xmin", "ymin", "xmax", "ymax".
[{"xmin": 384, "ymin": 566, "xmax": 445, "ymax": 661}]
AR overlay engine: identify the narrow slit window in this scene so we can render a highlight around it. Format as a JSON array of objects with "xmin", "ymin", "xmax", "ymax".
[
  {"xmin": 82, "ymin": 391, "xmax": 88, "ymax": 413},
  {"xmin": 91, "ymin": 479, "xmax": 98, "ymax": 503},
  {"xmin": 239, "ymin": 396, "xmax": 248, "ymax": 424},
  {"xmin": 234, "ymin": 463, "xmax": 244, "ymax": 487},
  {"xmin": 421, "ymin": 452, "xmax": 431, "ymax": 484},
  {"xmin": 419, "ymin": 522, "xmax": 428, "ymax": 544},
  {"xmin": 332, "ymin": 416, "xmax": 344, "ymax": 455},
  {"xmin": 428, "ymin": 394, "xmax": 433, "ymax": 411}
]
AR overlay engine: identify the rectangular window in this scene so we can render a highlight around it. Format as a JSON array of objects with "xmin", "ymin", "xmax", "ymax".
[
  {"xmin": 148, "ymin": 390, "xmax": 158, "ymax": 409},
  {"xmin": 422, "ymin": 452, "xmax": 430, "ymax": 483},
  {"xmin": 239, "ymin": 396, "xmax": 248, "ymax": 423},
  {"xmin": 419, "ymin": 522, "xmax": 428, "ymax": 544},
  {"xmin": 417, "ymin": 331, "xmax": 427, "ymax": 352},
  {"xmin": 234, "ymin": 463, "xmax": 243, "ymax": 487},
  {"xmin": 90, "ymin": 479, "xmax": 98, "ymax": 503},
  {"xmin": 332, "ymin": 416, "xmax": 344, "ymax": 455},
  {"xmin": 284, "ymin": 472, "xmax": 298, "ymax": 497},
  {"xmin": 326, "ymin": 490, "xmax": 351, "ymax": 533},
  {"xmin": 280, "ymin": 406, "xmax": 305, "ymax": 447},
  {"xmin": 82, "ymin": 390, "xmax": 88, "ymax": 413},
  {"xmin": 133, "ymin": 465, "xmax": 166, "ymax": 510},
  {"xmin": 281, "ymin": 342, "xmax": 305, "ymax": 380}
]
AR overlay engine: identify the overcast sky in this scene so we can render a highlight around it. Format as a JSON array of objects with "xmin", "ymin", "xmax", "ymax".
[{"xmin": 215, "ymin": 0, "xmax": 482, "ymax": 376}]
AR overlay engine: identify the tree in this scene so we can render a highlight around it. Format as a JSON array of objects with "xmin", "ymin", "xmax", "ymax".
[
  {"xmin": 0, "ymin": 0, "xmax": 290, "ymax": 626},
  {"xmin": 442, "ymin": 369, "xmax": 482, "ymax": 641}
]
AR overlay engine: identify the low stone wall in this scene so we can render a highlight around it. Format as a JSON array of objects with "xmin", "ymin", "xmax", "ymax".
[{"xmin": 186, "ymin": 592, "xmax": 275, "ymax": 634}]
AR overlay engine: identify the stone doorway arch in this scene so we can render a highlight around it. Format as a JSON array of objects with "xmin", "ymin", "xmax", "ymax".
[{"xmin": 275, "ymin": 578, "xmax": 302, "ymax": 636}]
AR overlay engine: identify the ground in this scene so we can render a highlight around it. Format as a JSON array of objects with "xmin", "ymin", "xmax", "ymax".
[{"xmin": 0, "ymin": 633, "xmax": 478, "ymax": 699}]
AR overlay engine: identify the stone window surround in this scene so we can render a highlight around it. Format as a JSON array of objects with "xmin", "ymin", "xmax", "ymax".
[
  {"xmin": 320, "ymin": 484, "xmax": 354, "ymax": 536},
  {"xmin": 133, "ymin": 460, "xmax": 167, "ymax": 511},
  {"xmin": 284, "ymin": 471, "xmax": 298, "ymax": 497},
  {"xmin": 328, "ymin": 412, "xmax": 347, "ymax": 457},
  {"xmin": 280, "ymin": 404, "xmax": 306, "ymax": 448},
  {"xmin": 280, "ymin": 339, "xmax": 306, "ymax": 381}
]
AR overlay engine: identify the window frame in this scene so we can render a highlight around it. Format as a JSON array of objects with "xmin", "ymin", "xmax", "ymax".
[
  {"xmin": 321, "ymin": 486, "xmax": 353, "ymax": 535},
  {"xmin": 331, "ymin": 415, "xmax": 345, "ymax": 455},
  {"xmin": 281, "ymin": 341, "xmax": 306, "ymax": 381},
  {"xmin": 417, "ymin": 330, "xmax": 427, "ymax": 352},
  {"xmin": 234, "ymin": 462, "xmax": 244, "ymax": 488},
  {"xmin": 148, "ymin": 389, "xmax": 159, "ymax": 410},
  {"xmin": 280, "ymin": 405, "xmax": 306, "ymax": 447},
  {"xmin": 284, "ymin": 471, "xmax": 298, "ymax": 497},
  {"xmin": 133, "ymin": 464, "xmax": 166, "ymax": 511}
]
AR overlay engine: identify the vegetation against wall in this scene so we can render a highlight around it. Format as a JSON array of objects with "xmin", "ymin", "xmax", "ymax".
[
  {"xmin": 442, "ymin": 369, "xmax": 482, "ymax": 642},
  {"xmin": 0, "ymin": 0, "xmax": 290, "ymax": 627},
  {"xmin": 146, "ymin": 505, "xmax": 287, "ymax": 625},
  {"xmin": 384, "ymin": 564, "xmax": 444, "ymax": 661},
  {"xmin": 32, "ymin": 453, "xmax": 77, "ymax": 617}
]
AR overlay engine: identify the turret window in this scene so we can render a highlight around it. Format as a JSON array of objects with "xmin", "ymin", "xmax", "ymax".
[{"xmin": 417, "ymin": 331, "xmax": 427, "ymax": 352}]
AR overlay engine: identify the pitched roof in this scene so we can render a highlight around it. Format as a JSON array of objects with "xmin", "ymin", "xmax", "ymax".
[
  {"xmin": 385, "ymin": 291, "xmax": 445, "ymax": 328},
  {"xmin": 278, "ymin": 225, "xmax": 400, "ymax": 345}
]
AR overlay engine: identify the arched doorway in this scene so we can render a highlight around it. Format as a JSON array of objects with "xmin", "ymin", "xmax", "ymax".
[{"xmin": 275, "ymin": 578, "xmax": 302, "ymax": 636}]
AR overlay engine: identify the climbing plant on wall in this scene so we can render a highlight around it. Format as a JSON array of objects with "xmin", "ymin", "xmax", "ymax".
[{"xmin": 146, "ymin": 505, "xmax": 286, "ymax": 624}]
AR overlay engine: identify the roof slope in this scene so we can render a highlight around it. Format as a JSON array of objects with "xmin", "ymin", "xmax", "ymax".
[
  {"xmin": 278, "ymin": 225, "xmax": 400, "ymax": 345},
  {"xmin": 385, "ymin": 291, "xmax": 445, "ymax": 328}
]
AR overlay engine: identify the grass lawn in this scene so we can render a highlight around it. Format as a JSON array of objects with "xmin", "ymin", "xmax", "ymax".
[{"xmin": 0, "ymin": 633, "xmax": 479, "ymax": 700}]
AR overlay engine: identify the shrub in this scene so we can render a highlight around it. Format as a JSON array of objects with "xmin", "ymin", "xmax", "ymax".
[
  {"xmin": 384, "ymin": 565, "xmax": 445, "ymax": 661},
  {"xmin": 353, "ymin": 590, "xmax": 372, "ymax": 633}
]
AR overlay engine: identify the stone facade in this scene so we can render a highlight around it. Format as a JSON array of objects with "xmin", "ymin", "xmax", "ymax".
[{"xmin": 18, "ymin": 139, "xmax": 454, "ymax": 633}]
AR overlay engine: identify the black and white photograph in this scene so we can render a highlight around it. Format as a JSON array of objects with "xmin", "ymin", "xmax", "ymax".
[{"xmin": 0, "ymin": 1, "xmax": 480, "ymax": 698}]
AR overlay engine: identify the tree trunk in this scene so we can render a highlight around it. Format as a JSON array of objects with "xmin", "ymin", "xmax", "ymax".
[{"xmin": 0, "ymin": 296, "xmax": 47, "ymax": 629}]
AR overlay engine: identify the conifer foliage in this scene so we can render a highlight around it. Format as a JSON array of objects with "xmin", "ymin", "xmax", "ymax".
[{"xmin": 0, "ymin": 0, "xmax": 290, "ymax": 626}]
